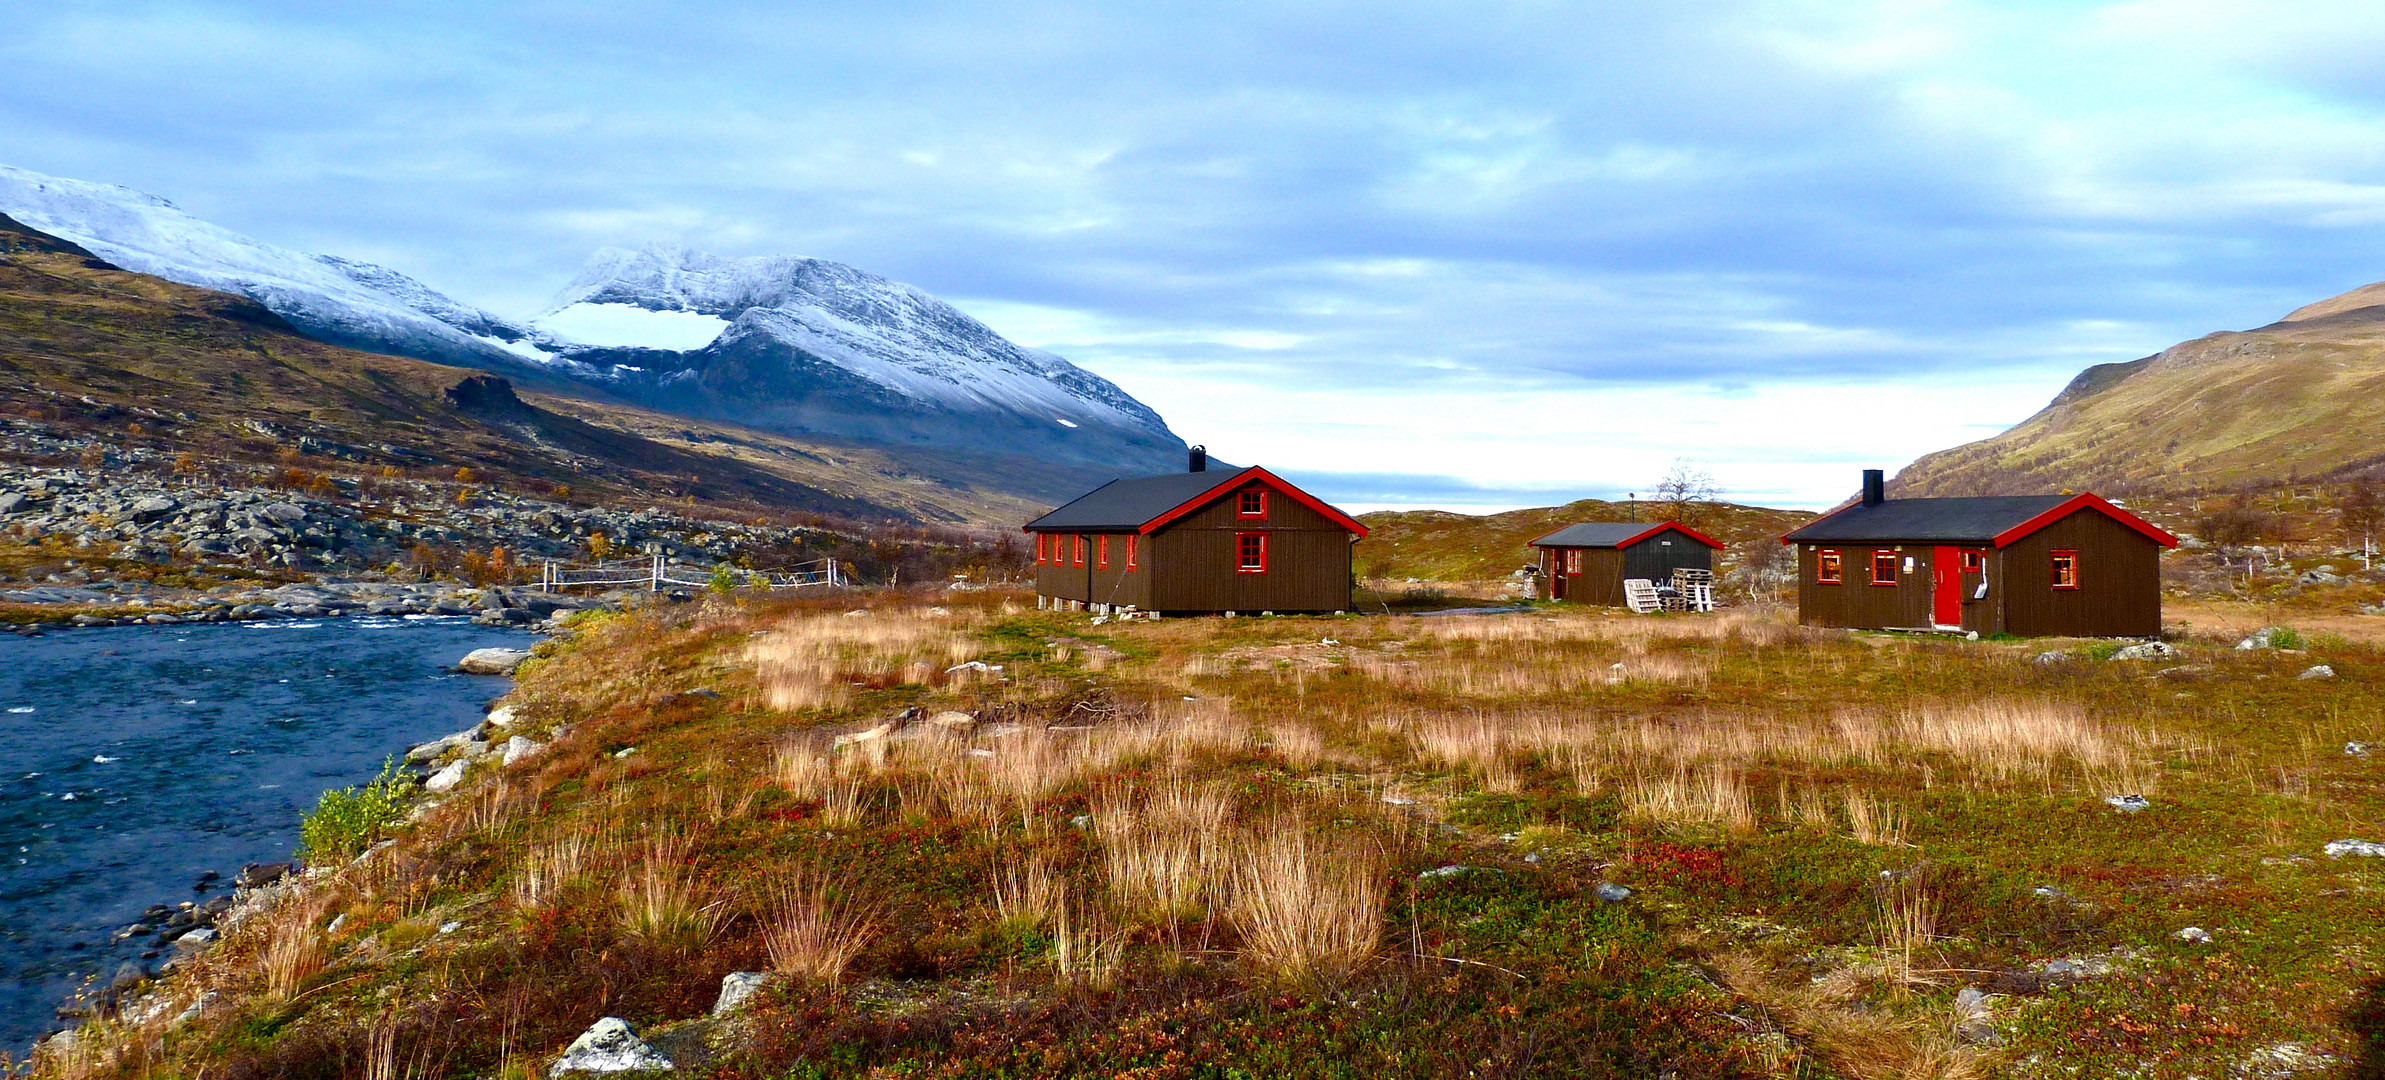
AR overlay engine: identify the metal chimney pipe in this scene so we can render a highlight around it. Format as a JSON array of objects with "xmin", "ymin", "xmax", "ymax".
[
  {"xmin": 1862, "ymin": 469, "xmax": 1885, "ymax": 507},
  {"xmin": 1189, "ymin": 445, "xmax": 1207, "ymax": 473}
]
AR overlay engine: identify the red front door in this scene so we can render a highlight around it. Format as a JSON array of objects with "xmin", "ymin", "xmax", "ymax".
[{"xmin": 1931, "ymin": 546, "xmax": 1961, "ymax": 627}]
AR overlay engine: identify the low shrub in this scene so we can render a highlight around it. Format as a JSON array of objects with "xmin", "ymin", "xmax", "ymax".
[{"xmin": 297, "ymin": 757, "xmax": 411, "ymax": 862}]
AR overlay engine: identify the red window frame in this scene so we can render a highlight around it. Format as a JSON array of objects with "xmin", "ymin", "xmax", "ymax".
[
  {"xmin": 1125, "ymin": 534, "xmax": 1138, "ymax": 571},
  {"xmin": 1961, "ymin": 550, "xmax": 1983, "ymax": 573},
  {"xmin": 1870, "ymin": 549, "xmax": 1899, "ymax": 586},
  {"xmin": 1817, "ymin": 549, "xmax": 1841, "ymax": 584},
  {"xmin": 1035, "ymin": 534, "xmax": 1047, "ymax": 565},
  {"xmin": 1238, "ymin": 489, "xmax": 1268, "ymax": 519},
  {"xmin": 2051, "ymin": 549, "xmax": 2079, "ymax": 589},
  {"xmin": 1564, "ymin": 549, "xmax": 1582, "ymax": 575},
  {"xmin": 1097, "ymin": 534, "xmax": 1110, "ymax": 570},
  {"xmin": 1072, "ymin": 534, "xmax": 1086, "ymax": 566},
  {"xmin": 1235, "ymin": 531, "xmax": 1268, "ymax": 574}
]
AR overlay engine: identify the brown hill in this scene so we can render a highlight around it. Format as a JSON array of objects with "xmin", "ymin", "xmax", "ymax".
[
  {"xmin": 1893, "ymin": 280, "xmax": 2385, "ymax": 497},
  {"xmin": 0, "ymin": 212, "xmax": 1066, "ymax": 526},
  {"xmin": 1355, "ymin": 499, "xmax": 1816, "ymax": 582}
]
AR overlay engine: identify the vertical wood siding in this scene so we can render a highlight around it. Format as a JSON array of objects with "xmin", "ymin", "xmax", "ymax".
[
  {"xmin": 1994, "ymin": 511, "xmax": 2162, "ymax": 637},
  {"xmin": 1147, "ymin": 481, "xmax": 1353, "ymax": 613},
  {"xmin": 1796, "ymin": 543, "xmax": 1932, "ymax": 628}
]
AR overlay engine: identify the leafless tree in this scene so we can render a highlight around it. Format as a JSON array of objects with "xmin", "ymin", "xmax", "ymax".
[
  {"xmin": 2341, "ymin": 476, "xmax": 2380, "ymax": 568},
  {"xmin": 1653, "ymin": 459, "xmax": 1719, "ymax": 522}
]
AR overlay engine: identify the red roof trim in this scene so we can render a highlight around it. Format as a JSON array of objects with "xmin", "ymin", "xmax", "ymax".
[
  {"xmin": 1989, "ymin": 493, "xmax": 2178, "ymax": 550},
  {"xmin": 1135, "ymin": 467, "xmax": 1371, "ymax": 538}
]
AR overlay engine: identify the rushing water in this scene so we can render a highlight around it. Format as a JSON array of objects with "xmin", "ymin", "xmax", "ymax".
[{"xmin": 0, "ymin": 616, "xmax": 536, "ymax": 1053}]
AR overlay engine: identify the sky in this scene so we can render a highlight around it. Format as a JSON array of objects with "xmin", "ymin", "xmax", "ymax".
[{"xmin": 10, "ymin": 2, "xmax": 2385, "ymax": 510}]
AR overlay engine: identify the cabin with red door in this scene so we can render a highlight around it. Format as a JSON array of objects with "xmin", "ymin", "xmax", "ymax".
[
  {"xmin": 1528, "ymin": 521, "xmax": 1722, "ymax": 606},
  {"xmin": 1024, "ymin": 447, "xmax": 1368, "ymax": 616},
  {"xmin": 1781, "ymin": 470, "xmax": 2177, "ymax": 637}
]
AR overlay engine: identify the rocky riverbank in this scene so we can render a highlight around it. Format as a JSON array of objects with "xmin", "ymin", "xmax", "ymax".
[{"xmin": 5, "ymin": 579, "xmax": 631, "ymax": 635}]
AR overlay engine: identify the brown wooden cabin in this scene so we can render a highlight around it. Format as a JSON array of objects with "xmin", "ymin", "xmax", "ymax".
[
  {"xmin": 1025, "ymin": 450, "xmax": 1369, "ymax": 616},
  {"xmin": 1781, "ymin": 470, "xmax": 2178, "ymax": 637},
  {"xmin": 1528, "ymin": 522, "xmax": 1722, "ymax": 605}
]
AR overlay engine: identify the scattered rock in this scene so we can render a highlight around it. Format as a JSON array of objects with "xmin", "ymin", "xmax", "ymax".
[
  {"xmin": 1594, "ymin": 882, "xmax": 1633, "ymax": 902},
  {"xmin": 2030, "ymin": 651, "xmax": 2070, "ymax": 666},
  {"xmin": 487, "ymin": 705, "xmax": 520, "ymax": 728},
  {"xmin": 926, "ymin": 710, "xmax": 977, "ymax": 732},
  {"xmin": 2296, "ymin": 664, "xmax": 2336, "ymax": 680},
  {"xmin": 2174, "ymin": 926, "xmax": 2212, "ymax": 943},
  {"xmin": 1418, "ymin": 865, "xmax": 1473, "ymax": 879},
  {"xmin": 2108, "ymin": 641, "xmax": 2179, "ymax": 661},
  {"xmin": 235, "ymin": 862, "xmax": 290, "ymax": 888},
  {"xmin": 171, "ymin": 927, "xmax": 215, "ymax": 951},
  {"xmin": 502, "ymin": 735, "xmax": 546, "ymax": 767},
  {"xmin": 2236, "ymin": 627, "xmax": 2285, "ymax": 650},
  {"xmin": 2105, "ymin": 795, "xmax": 2150, "ymax": 813},
  {"xmin": 2323, "ymin": 838, "xmax": 2385, "ymax": 858},
  {"xmin": 425, "ymin": 759, "xmax": 468, "ymax": 793},
  {"xmin": 457, "ymin": 648, "xmax": 532, "ymax": 675},
  {"xmin": 1952, "ymin": 986, "xmax": 1996, "ymax": 1043},
  {"xmin": 711, "ymin": 971, "xmax": 776, "ymax": 1016},
  {"xmin": 2238, "ymin": 1042, "xmax": 2335, "ymax": 1079},
  {"xmin": 944, "ymin": 660, "xmax": 1001, "ymax": 674},
  {"xmin": 549, "ymin": 1016, "xmax": 673, "ymax": 1076},
  {"xmin": 2349, "ymin": 741, "xmax": 2373, "ymax": 757},
  {"xmin": 2155, "ymin": 665, "xmax": 2210, "ymax": 680}
]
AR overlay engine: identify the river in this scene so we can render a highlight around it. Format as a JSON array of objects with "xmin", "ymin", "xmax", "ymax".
[{"xmin": 0, "ymin": 615, "xmax": 536, "ymax": 1054}]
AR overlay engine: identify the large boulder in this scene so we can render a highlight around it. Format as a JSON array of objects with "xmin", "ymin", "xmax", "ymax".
[
  {"xmin": 457, "ymin": 648, "xmax": 533, "ymax": 675},
  {"xmin": 549, "ymin": 1017, "xmax": 672, "ymax": 1076}
]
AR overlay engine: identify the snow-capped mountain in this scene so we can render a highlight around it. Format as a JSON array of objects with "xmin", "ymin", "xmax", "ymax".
[
  {"xmin": 0, "ymin": 164, "xmax": 1186, "ymax": 477},
  {"xmin": 523, "ymin": 246, "xmax": 1178, "ymax": 467},
  {"xmin": 0, "ymin": 164, "xmax": 543, "ymax": 372}
]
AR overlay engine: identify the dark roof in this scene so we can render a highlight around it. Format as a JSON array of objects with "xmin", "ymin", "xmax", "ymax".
[
  {"xmin": 1026, "ymin": 469, "xmax": 1249, "ymax": 531},
  {"xmin": 1529, "ymin": 521, "xmax": 1722, "ymax": 549},
  {"xmin": 1782, "ymin": 496, "xmax": 2076, "ymax": 544}
]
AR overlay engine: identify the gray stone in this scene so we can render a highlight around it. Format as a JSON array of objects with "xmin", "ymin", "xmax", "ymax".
[
  {"xmin": 2174, "ymin": 926, "xmax": 2212, "ymax": 943},
  {"xmin": 711, "ymin": 971, "xmax": 776, "ymax": 1016},
  {"xmin": 236, "ymin": 862, "xmax": 290, "ymax": 888},
  {"xmin": 549, "ymin": 1016, "xmax": 672, "ymax": 1076},
  {"xmin": 501, "ymin": 735, "xmax": 545, "ymax": 767},
  {"xmin": 2108, "ymin": 641, "xmax": 2179, "ymax": 661},
  {"xmin": 2236, "ymin": 628, "xmax": 2284, "ymax": 650},
  {"xmin": 457, "ymin": 648, "xmax": 532, "ymax": 675},
  {"xmin": 2323, "ymin": 838, "xmax": 2385, "ymax": 858},
  {"xmin": 259, "ymin": 503, "xmax": 306, "ymax": 524},
  {"xmin": 0, "ymin": 492, "xmax": 24, "ymax": 515},
  {"xmin": 2349, "ymin": 741, "xmax": 2373, "ymax": 757},
  {"xmin": 2296, "ymin": 664, "xmax": 2336, "ymax": 680},
  {"xmin": 130, "ymin": 496, "xmax": 177, "ymax": 522},
  {"xmin": 2030, "ymin": 650, "xmax": 2071, "ymax": 666},
  {"xmin": 1594, "ymin": 882, "xmax": 1633, "ymax": 902},
  {"xmin": 424, "ymin": 759, "xmax": 468, "ymax": 793},
  {"xmin": 2105, "ymin": 794, "xmax": 2150, "ymax": 813},
  {"xmin": 171, "ymin": 927, "xmax": 216, "ymax": 951}
]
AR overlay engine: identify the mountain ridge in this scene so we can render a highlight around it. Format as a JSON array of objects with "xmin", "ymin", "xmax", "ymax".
[
  {"xmin": 0, "ymin": 164, "xmax": 1184, "ymax": 491},
  {"xmin": 1892, "ymin": 279, "xmax": 2385, "ymax": 498}
]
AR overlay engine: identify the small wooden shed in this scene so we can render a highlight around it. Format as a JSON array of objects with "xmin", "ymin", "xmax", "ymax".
[
  {"xmin": 1780, "ymin": 470, "xmax": 2178, "ymax": 637},
  {"xmin": 1025, "ymin": 449, "xmax": 1368, "ymax": 616},
  {"xmin": 1528, "ymin": 521, "xmax": 1724, "ymax": 605}
]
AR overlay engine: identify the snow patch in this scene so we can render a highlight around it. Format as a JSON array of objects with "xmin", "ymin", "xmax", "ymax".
[
  {"xmin": 1056, "ymin": 418, "xmax": 1079, "ymax": 428},
  {"xmin": 533, "ymin": 302, "xmax": 730, "ymax": 351}
]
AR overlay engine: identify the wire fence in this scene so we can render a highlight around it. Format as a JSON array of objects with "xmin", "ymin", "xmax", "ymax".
[{"xmin": 539, "ymin": 554, "xmax": 844, "ymax": 593}]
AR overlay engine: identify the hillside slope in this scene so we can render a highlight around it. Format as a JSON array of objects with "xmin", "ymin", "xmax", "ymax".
[
  {"xmin": 0, "ymin": 212, "xmax": 1045, "ymax": 526},
  {"xmin": 1356, "ymin": 499, "xmax": 1815, "ymax": 582},
  {"xmin": 1893, "ymin": 281, "xmax": 2385, "ymax": 497}
]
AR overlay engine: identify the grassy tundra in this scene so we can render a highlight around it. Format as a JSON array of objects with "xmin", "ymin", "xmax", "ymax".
[{"xmin": 35, "ymin": 593, "xmax": 2385, "ymax": 1079}]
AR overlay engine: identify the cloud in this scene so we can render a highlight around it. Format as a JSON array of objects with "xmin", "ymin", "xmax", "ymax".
[{"xmin": 5, "ymin": 1, "xmax": 2385, "ymax": 507}]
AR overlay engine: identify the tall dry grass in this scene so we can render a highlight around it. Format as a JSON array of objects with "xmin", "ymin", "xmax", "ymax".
[
  {"xmin": 616, "ymin": 835, "xmax": 722, "ymax": 953},
  {"xmin": 511, "ymin": 835, "xmax": 591, "ymax": 911},
  {"xmin": 991, "ymin": 853, "xmax": 1064, "ymax": 931},
  {"xmin": 749, "ymin": 606, "xmax": 986, "ymax": 711},
  {"xmin": 1094, "ymin": 780, "xmax": 1232, "ymax": 928},
  {"xmin": 1624, "ymin": 765, "xmax": 1756, "ymax": 833},
  {"xmin": 762, "ymin": 870, "xmax": 880, "ymax": 983},
  {"xmin": 1226, "ymin": 820, "xmax": 1387, "ymax": 987},
  {"xmin": 1049, "ymin": 898, "xmax": 1125, "ymax": 990}
]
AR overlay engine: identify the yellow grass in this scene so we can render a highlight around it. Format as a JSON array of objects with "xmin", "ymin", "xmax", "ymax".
[
  {"xmin": 616, "ymin": 834, "xmax": 721, "ymax": 953},
  {"xmin": 762, "ymin": 870, "xmax": 880, "ymax": 983},
  {"xmin": 1226, "ymin": 819, "xmax": 1387, "ymax": 987}
]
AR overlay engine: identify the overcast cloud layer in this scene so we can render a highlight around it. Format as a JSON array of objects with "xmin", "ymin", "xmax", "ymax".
[{"xmin": 9, "ymin": 1, "xmax": 2385, "ymax": 509}]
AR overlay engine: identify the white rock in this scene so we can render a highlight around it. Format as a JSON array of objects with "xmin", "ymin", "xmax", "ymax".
[
  {"xmin": 1594, "ymin": 882, "xmax": 1632, "ymax": 902},
  {"xmin": 457, "ymin": 648, "xmax": 532, "ymax": 675},
  {"xmin": 2296, "ymin": 664, "xmax": 2336, "ymax": 680},
  {"xmin": 487, "ymin": 704, "xmax": 520, "ymax": 727},
  {"xmin": 425, "ymin": 759, "xmax": 468, "ymax": 793},
  {"xmin": 549, "ymin": 1016, "xmax": 672, "ymax": 1076},
  {"xmin": 2349, "ymin": 741, "xmax": 2374, "ymax": 757},
  {"xmin": 502, "ymin": 735, "xmax": 546, "ymax": 766},
  {"xmin": 2105, "ymin": 794, "xmax": 2150, "ymax": 813},
  {"xmin": 173, "ymin": 927, "xmax": 216, "ymax": 951},
  {"xmin": 712, "ymin": 971, "xmax": 776, "ymax": 1016},
  {"xmin": 927, "ymin": 710, "xmax": 976, "ymax": 731},
  {"xmin": 2174, "ymin": 926, "xmax": 2211, "ymax": 943},
  {"xmin": 2323, "ymin": 838, "xmax": 2385, "ymax": 858}
]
